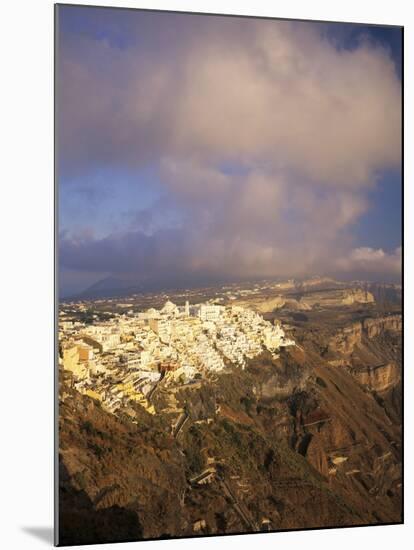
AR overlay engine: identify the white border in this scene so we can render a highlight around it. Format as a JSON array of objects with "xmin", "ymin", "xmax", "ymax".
[{"xmin": 1, "ymin": 1, "xmax": 412, "ymax": 548}]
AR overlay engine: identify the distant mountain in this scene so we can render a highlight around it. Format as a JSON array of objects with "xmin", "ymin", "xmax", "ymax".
[
  {"xmin": 71, "ymin": 277, "xmax": 148, "ymax": 300},
  {"xmin": 71, "ymin": 274, "xmax": 236, "ymax": 300}
]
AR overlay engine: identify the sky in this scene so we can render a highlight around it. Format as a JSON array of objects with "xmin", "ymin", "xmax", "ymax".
[{"xmin": 57, "ymin": 6, "xmax": 402, "ymax": 297}]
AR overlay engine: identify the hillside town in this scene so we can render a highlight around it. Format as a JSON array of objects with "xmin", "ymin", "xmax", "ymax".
[{"xmin": 59, "ymin": 299, "xmax": 295, "ymax": 420}]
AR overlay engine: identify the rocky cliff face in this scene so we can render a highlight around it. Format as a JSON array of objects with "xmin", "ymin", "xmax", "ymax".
[
  {"xmin": 363, "ymin": 315, "xmax": 402, "ymax": 338},
  {"xmin": 328, "ymin": 322, "xmax": 363, "ymax": 355},
  {"xmin": 325, "ymin": 314, "xmax": 402, "ymax": 395},
  {"xmin": 348, "ymin": 362, "xmax": 400, "ymax": 392},
  {"xmin": 328, "ymin": 315, "xmax": 402, "ymax": 356},
  {"xmin": 249, "ymin": 347, "xmax": 311, "ymax": 399},
  {"xmin": 234, "ymin": 286, "xmax": 375, "ymax": 314},
  {"xmin": 235, "ymin": 295, "xmax": 313, "ymax": 313},
  {"xmin": 299, "ymin": 288, "xmax": 374, "ymax": 309}
]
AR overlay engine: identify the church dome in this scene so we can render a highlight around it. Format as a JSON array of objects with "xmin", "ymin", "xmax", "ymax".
[{"xmin": 162, "ymin": 300, "xmax": 177, "ymax": 313}]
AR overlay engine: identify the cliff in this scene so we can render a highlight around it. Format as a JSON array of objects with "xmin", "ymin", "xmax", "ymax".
[
  {"xmin": 235, "ymin": 287, "xmax": 375, "ymax": 314},
  {"xmin": 326, "ymin": 314, "xmax": 402, "ymax": 393},
  {"xmin": 328, "ymin": 322, "xmax": 363, "ymax": 355},
  {"xmin": 363, "ymin": 315, "xmax": 402, "ymax": 338},
  {"xmin": 328, "ymin": 314, "xmax": 402, "ymax": 356},
  {"xmin": 348, "ymin": 362, "xmax": 400, "ymax": 393},
  {"xmin": 299, "ymin": 288, "xmax": 374, "ymax": 309}
]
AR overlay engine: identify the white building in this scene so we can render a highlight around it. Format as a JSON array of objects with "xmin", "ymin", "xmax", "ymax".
[
  {"xmin": 199, "ymin": 304, "xmax": 224, "ymax": 322},
  {"xmin": 149, "ymin": 318, "xmax": 172, "ymax": 343}
]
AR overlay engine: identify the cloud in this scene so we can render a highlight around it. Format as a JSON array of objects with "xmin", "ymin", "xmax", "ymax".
[
  {"xmin": 59, "ymin": 18, "xmax": 401, "ymax": 184},
  {"xmin": 336, "ymin": 246, "xmax": 402, "ymax": 279},
  {"xmin": 58, "ymin": 13, "xmax": 401, "ymax": 288},
  {"xmin": 58, "ymin": 179, "xmax": 374, "ymax": 283}
]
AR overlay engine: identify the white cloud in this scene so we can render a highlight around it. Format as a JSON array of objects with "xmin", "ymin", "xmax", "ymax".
[
  {"xmin": 336, "ymin": 246, "xmax": 402, "ymax": 277},
  {"xmin": 60, "ymin": 19, "xmax": 401, "ymax": 186},
  {"xmin": 169, "ymin": 22, "xmax": 400, "ymax": 186}
]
